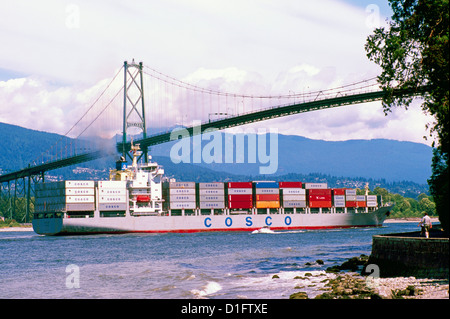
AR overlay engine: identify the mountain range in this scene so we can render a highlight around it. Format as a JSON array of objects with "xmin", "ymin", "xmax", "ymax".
[
  {"xmin": 0, "ymin": 122, "xmax": 433, "ymax": 196},
  {"xmin": 148, "ymin": 131, "xmax": 433, "ymax": 184}
]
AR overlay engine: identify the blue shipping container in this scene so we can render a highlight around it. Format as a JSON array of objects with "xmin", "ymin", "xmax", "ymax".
[{"xmin": 253, "ymin": 181, "xmax": 279, "ymax": 188}]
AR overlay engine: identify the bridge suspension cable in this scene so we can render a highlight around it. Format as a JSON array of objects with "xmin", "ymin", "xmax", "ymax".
[{"xmin": 30, "ymin": 66, "xmax": 125, "ymax": 166}]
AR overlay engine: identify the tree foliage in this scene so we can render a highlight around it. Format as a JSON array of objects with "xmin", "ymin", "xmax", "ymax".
[
  {"xmin": 365, "ymin": 0, "xmax": 449, "ymax": 232},
  {"xmin": 373, "ymin": 187, "xmax": 436, "ymax": 218}
]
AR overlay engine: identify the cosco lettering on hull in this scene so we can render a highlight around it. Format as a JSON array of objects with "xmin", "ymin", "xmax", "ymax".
[{"xmin": 204, "ymin": 216, "xmax": 293, "ymax": 228}]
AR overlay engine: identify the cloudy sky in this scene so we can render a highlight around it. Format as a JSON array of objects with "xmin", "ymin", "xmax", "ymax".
[{"xmin": 0, "ymin": 0, "xmax": 435, "ymax": 146}]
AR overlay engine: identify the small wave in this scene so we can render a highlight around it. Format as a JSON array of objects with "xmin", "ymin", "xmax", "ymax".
[
  {"xmin": 280, "ymin": 230, "xmax": 305, "ymax": 234},
  {"xmin": 251, "ymin": 227, "xmax": 275, "ymax": 234},
  {"xmin": 250, "ymin": 229, "xmax": 306, "ymax": 235},
  {"xmin": 184, "ymin": 274, "xmax": 196, "ymax": 281},
  {"xmin": 191, "ymin": 281, "xmax": 222, "ymax": 298}
]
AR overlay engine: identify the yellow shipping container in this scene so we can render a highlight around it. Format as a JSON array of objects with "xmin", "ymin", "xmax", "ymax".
[{"xmin": 255, "ymin": 200, "xmax": 280, "ymax": 208}]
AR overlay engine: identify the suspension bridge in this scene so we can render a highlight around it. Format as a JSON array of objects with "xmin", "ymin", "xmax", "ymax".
[{"xmin": 0, "ymin": 60, "xmax": 427, "ymax": 221}]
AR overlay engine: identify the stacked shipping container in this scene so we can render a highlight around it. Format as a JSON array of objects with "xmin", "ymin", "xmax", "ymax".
[
  {"xmin": 366, "ymin": 195, "xmax": 378, "ymax": 207},
  {"xmin": 227, "ymin": 182, "xmax": 253, "ymax": 209},
  {"xmin": 254, "ymin": 181, "xmax": 280, "ymax": 209},
  {"xmin": 279, "ymin": 182, "xmax": 306, "ymax": 208},
  {"xmin": 198, "ymin": 183, "xmax": 225, "ymax": 209},
  {"xmin": 356, "ymin": 195, "xmax": 367, "ymax": 207},
  {"xmin": 166, "ymin": 182, "xmax": 196, "ymax": 210},
  {"xmin": 332, "ymin": 189, "xmax": 346, "ymax": 207},
  {"xmin": 345, "ymin": 189, "xmax": 357, "ymax": 207},
  {"xmin": 98, "ymin": 180, "xmax": 127, "ymax": 211},
  {"xmin": 304, "ymin": 183, "xmax": 331, "ymax": 208},
  {"xmin": 307, "ymin": 189, "xmax": 332, "ymax": 208},
  {"xmin": 35, "ymin": 180, "xmax": 95, "ymax": 213}
]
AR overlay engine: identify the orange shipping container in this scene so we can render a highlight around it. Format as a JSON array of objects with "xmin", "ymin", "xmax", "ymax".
[
  {"xmin": 357, "ymin": 201, "xmax": 367, "ymax": 207},
  {"xmin": 255, "ymin": 201, "xmax": 280, "ymax": 209}
]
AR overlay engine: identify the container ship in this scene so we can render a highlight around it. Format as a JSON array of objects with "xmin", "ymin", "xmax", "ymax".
[{"xmin": 32, "ymin": 145, "xmax": 393, "ymax": 235}]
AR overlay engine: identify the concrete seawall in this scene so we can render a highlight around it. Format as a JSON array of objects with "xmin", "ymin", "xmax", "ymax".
[{"xmin": 368, "ymin": 230, "xmax": 449, "ymax": 279}]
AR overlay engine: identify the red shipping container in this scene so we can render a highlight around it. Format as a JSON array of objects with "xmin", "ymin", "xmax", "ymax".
[
  {"xmin": 346, "ymin": 201, "xmax": 357, "ymax": 207},
  {"xmin": 308, "ymin": 189, "xmax": 332, "ymax": 196},
  {"xmin": 256, "ymin": 194, "xmax": 280, "ymax": 201},
  {"xmin": 309, "ymin": 201, "xmax": 332, "ymax": 208},
  {"xmin": 228, "ymin": 194, "xmax": 253, "ymax": 202},
  {"xmin": 228, "ymin": 201, "xmax": 253, "ymax": 209},
  {"xmin": 357, "ymin": 201, "xmax": 367, "ymax": 207},
  {"xmin": 332, "ymin": 189, "xmax": 346, "ymax": 195},
  {"xmin": 279, "ymin": 182, "xmax": 302, "ymax": 188},
  {"xmin": 227, "ymin": 182, "xmax": 252, "ymax": 188},
  {"xmin": 309, "ymin": 195, "xmax": 332, "ymax": 201}
]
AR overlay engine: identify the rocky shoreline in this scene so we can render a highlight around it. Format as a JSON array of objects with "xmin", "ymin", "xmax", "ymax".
[{"xmin": 289, "ymin": 255, "xmax": 449, "ymax": 299}]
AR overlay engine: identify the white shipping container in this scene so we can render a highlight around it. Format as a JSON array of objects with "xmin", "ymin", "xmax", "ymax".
[
  {"xmin": 169, "ymin": 201, "xmax": 196, "ymax": 209},
  {"xmin": 255, "ymin": 188, "xmax": 279, "ymax": 195},
  {"xmin": 199, "ymin": 195, "xmax": 224, "ymax": 202},
  {"xmin": 66, "ymin": 196, "xmax": 95, "ymax": 203},
  {"xmin": 199, "ymin": 189, "xmax": 225, "ymax": 195},
  {"xmin": 98, "ymin": 203, "xmax": 127, "ymax": 211},
  {"xmin": 283, "ymin": 194, "xmax": 306, "ymax": 201},
  {"xmin": 199, "ymin": 201, "xmax": 225, "ymax": 209},
  {"xmin": 99, "ymin": 188, "xmax": 127, "ymax": 196},
  {"xmin": 227, "ymin": 188, "xmax": 253, "ymax": 195},
  {"xmin": 367, "ymin": 195, "xmax": 377, "ymax": 201},
  {"xmin": 169, "ymin": 194, "xmax": 196, "ymax": 202},
  {"xmin": 37, "ymin": 196, "xmax": 96, "ymax": 205},
  {"xmin": 98, "ymin": 181, "xmax": 127, "ymax": 188},
  {"xmin": 169, "ymin": 188, "xmax": 196, "ymax": 195},
  {"xmin": 333, "ymin": 195, "xmax": 345, "ymax": 201},
  {"xmin": 198, "ymin": 182, "xmax": 224, "ymax": 189},
  {"xmin": 169, "ymin": 182, "xmax": 196, "ymax": 189},
  {"xmin": 356, "ymin": 195, "xmax": 366, "ymax": 201},
  {"xmin": 334, "ymin": 201, "xmax": 346, "ymax": 207},
  {"xmin": 282, "ymin": 200, "xmax": 307, "ymax": 208},
  {"xmin": 346, "ymin": 195, "xmax": 357, "ymax": 201},
  {"xmin": 99, "ymin": 195, "xmax": 127, "ymax": 203},
  {"xmin": 367, "ymin": 201, "xmax": 378, "ymax": 207},
  {"xmin": 65, "ymin": 180, "xmax": 95, "ymax": 188},
  {"xmin": 281, "ymin": 188, "xmax": 306, "ymax": 195},
  {"xmin": 65, "ymin": 188, "xmax": 95, "ymax": 196},
  {"xmin": 36, "ymin": 188, "xmax": 95, "ymax": 197},
  {"xmin": 345, "ymin": 189, "xmax": 357, "ymax": 196},
  {"xmin": 303, "ymin": 183, "xmax": 328, "ymax": 189}
]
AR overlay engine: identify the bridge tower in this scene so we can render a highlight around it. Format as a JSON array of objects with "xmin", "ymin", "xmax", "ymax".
[{"xmin": 122, "ymin": 60, "xmax": 148, "ymax": 163}]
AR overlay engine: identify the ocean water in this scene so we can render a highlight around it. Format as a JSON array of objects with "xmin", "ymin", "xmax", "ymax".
[{"xmin": 0, "ymin": 223, "xmax": 419, "ymax": 299}]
